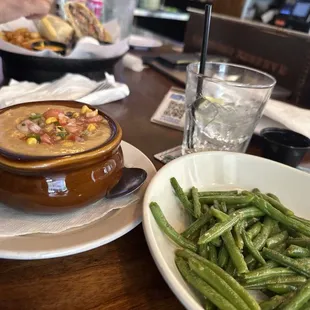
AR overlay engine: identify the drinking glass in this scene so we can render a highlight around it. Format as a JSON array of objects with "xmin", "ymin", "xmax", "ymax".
[{"xmin": 182, "ymin": 62, "xmax": 276, "ymax": 155}]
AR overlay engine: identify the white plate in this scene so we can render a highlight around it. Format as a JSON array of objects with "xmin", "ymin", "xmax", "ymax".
[
  {"xmin": 143, "ymin": 152, "xmax": 310, "ymax": 310},
  {"xmin": 0, "ymin": 141, "xmax": 156, "ymax": 260},
  {"xmin": 129, "ymin": 34, "xmax": 163, "ymax": 48}
]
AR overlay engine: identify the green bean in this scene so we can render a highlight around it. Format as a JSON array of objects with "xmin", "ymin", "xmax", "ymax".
[
  {"xmin": 230, "ymin": 203, "xmax": 250, "ymax": 210},
  {"xmin": 190, "ymin": 190, "xmax": 239, "ymax": 198},
  {"xmin": 286, "ymin": 245, "xmax": 310, "ymax": 258},
  {"xmin": 175, "ymin": 249, "xmax": 260, "ymax": 310},
  {"xmin": 253, "ymin": 217, "xmax": 280, "ymax": 251},
  {"xmin": 296, "ymin": 233, "xmax": 308, "ymax": 239},
  {"xmin": 296, "ymin": 258, "xmax": 310, "ymax": 266},
  {"xmin": 286, "ymin": 228, "xmax": 308, "ymax": 239},
  {"xmin": 198, "ymin": 210, "xmax": 241, "ymax": 245},
  {"xmin": 252, "ymin": 188, "xmax": 260, "ymax": 194},
  {"xmin": 273, "ymin": 242, "xmax": 287, "ymax": 254},
  {"xmin": 170, "ymin": 178, "xmax": 195, "ymax": 217},
  {"xmin": 149, "ymin": 202, "xmax": 197, "ymax": 252},
  {"xmin": 235, "ymin": 219, "xmax": 260, "ymax": 245},
  {"xmin": 210, "ymin": 237, "xmax": 222, "ymax": 247},
  {"xmin": 199, "ymin": 226, "xmax": 209, "ymax": 258},
  {"xmin": 200, "ymin": 195, "xmax": 254, "ymax": 205},
  {"xmin": 267, "ymin": 192, "xmax": 280, "ymax": 202},
  {"xmin": 209, "ymin": 208, "xmax": 249, "ymax": 273},
  {"xmin": 248, "ymin": 261, "xmax": 257, "ymax": 271},
  {"xmin": 223, "ymin": 229, "xmax": 248, "ymax": 274},
  {"xmin": 189, "ymin": 258, "xmax": 250, "ymax": 310},
  {"xmin": 259, "ymin": 192, "xmax": 294, "ymax": 216},
  {"xmin": 270, "ymin": 222, "xmax": 282, "ymax": 236},
  {"xmin": 234, "ymin": 220, "xmax": 245, "ymax": 250},
  {"xmin": 205, "ymin": 299, "xmax": 216, "ymax": 310},
  {"xmin": 246, "ymin": 218, "xmax": 260, "ymax": 227},
  {"xmin": 260, "ymin": 293, "xmax": 293, "ymax": 310},
  {"xmin": 232, "ymin": 207, "xmax": 265, "ymax": 219},
  {"xmin": 247, "ymin": 222, "xmax": 262, "ymax": 240},
  {"xmin": 208, "ymin": 244, "xmax": 217, "ymax": 265},
  {"xmin": 181, "ymin": 211, "xmax": 211, "ymax": 239},
  {"xmin": 267, "ymin": 284, "xmax": 298, "ymax": 295},
  {"xmin": 191, "ymin": 187, "xmax": 202, "ymax": 218},
  {"xmin": 241, "ymin": 268, "xmax": 297, "ymax": 284},
  {"xmin": 220, "ymin": 201, "xmax": 227, "ymax": 213},
  {"xmin": 282, "ymin": 279, "xmax": 310, "ymax": 310},
  {"xmin": 255, "ymin": 260, "xmax": 279, "ymax": 271},
  {"xmin": 243, "ymin": 275, "xmax": 307, "ymax": 288},
  {"xmin": 226, "ymin": 259, "xmax": 235, "ymax": 275},
  {"xmin": 228, "ymin": 207, "xmax": 236, "ymax": 215},
  {"xmin": 208, "ymin": 216, "xmax": 216, "ymax": 227},
  {"xmin": 175, "ymin": 257, "xmax": 238, "ymax": 310},
  {"xmin": 187, "ymin": 229, "xmax": 200, "ymax": 242},
  {"xmin": 245, "ymin": 217, "xmax": 275, "ymax": 266},
  {"xmin": 242, "ymin": 230, "xmax": 266, "ymax": 265},
  {"xmin": 202, "ymin": 204, "xmax": 210, "ymax": 214},
  {"xmin": 218, "ymin": 245, "xmax": 229, "ymax": 269},
  {"xmin": 213, "ymin": 200, "xmax": 220, "ymax": 210},
  {"xmin": 262, "ymin": 248, "xmax": 310, "ymax": 277},
  {"xmin": 288, "ymin": 238, "xmax": 310, "ymax": 248},
  {"xmin": 225, "ymin": 232, "xmax": 248, "ymax": 273},
  {"xmin": 292, "ymin": 216, "xmax": 310, "ymax": 228},
  {"xmin": 267, "ymin": 231, "xmax": 289, "ymax": 248},
  {"xmin": 253, "ymin": 196, "xmax": 310, "ymax": 237}
]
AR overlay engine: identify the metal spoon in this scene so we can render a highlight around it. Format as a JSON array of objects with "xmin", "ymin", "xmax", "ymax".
[{"xmin": 106, "ymin": 167, "xmax": 147, "ymax": 199}]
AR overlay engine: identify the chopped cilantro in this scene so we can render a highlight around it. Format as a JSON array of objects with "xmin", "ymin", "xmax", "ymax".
[{"xmin": 29, "ymin": 113, "xmax": 42, "ymax": 120}]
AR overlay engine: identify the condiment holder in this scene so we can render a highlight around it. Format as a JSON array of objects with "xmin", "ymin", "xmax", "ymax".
[{"xmin": 261, "ymin": 127, "xmax": 310, "ymax": 167}]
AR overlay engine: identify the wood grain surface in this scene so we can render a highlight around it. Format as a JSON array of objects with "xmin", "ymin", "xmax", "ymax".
[{"xmin": 0, "ymin": 53, "xmax": 309, "ymax": 310}]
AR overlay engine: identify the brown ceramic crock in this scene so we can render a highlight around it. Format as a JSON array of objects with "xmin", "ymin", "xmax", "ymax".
[{"xmin": 0, "ymin": 100, "xmax": 123, "ymax": 213}]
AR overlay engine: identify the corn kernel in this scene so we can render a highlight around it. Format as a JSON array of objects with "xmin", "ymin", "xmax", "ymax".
[
  {"xmin": 45, "ymin": 117, "xmax": 58, "ymax": 124},
  {"xmin": 86, "ymin": 109, "xmax": 98, "ymax": 118},
  {"xmin": 81, "ymin": 105, "xmax": 92, "ymax": 114},
  {"xmin": 73, "ymin": 112, "xmax": 79, "ymax": 118},
  {"xmin": 27, "ymin": 137, "xmax": 37, "ymax": 145},
  {"xmin": 62, "ymin": 141, "xmax": 74, "ymax": 147},
  {"xmin": 87, "ymin": 123, "xmax": 97, "ymax": 132}
]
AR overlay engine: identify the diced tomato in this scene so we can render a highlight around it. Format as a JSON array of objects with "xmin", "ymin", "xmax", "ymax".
[
  {"xmin": 40, "ymin": 133, "xmax": 53, "ymax": 144},
  {"xmin": 84, "ymin": 115, "xmax": 103, "ymax": 123},
  {"xmin": 67, "ymin": 134, "xmax": 84, "ymax": 142},
  {"xmin": 43, "ymin": 109, "xmax": 63, "ymax": 119},
  {"xmin": 58, "ymin": 113, "xmax": 69, "ymax": 126}
]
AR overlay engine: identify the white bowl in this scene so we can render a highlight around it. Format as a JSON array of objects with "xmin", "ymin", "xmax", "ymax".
[{"xmin": 143, "ymin": 151, "xmax": 310, "ymax": 310}]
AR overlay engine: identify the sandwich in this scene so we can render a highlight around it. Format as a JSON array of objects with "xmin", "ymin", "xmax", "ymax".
[
  {"xmin": 64, "ymin": 2, "xmax": 112, "ymax": 43},
  {"xmin": 35, "ymin": 14, "xmax": 74, "ymax": 44}
]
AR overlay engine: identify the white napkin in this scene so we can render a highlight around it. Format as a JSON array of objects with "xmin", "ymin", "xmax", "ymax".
[
  {"xmin": 0, "ymin": 195, "xmax": 139, "ymax": 237},
  {"xmin": 255, "ymin": 99, "xmax": 310, "ymax": 138},
  {"xmin": 122, "ymin": 53, "xmax": 145, "ymax": 72},
  {"xmin": 0, "ymin": 73, "xmax": 130, "ymax": 108}
]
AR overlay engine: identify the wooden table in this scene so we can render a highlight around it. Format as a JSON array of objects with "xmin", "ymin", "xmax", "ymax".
[{"xmin": 0, "ymin": 59, "xmax": 309, "ymax": 310}]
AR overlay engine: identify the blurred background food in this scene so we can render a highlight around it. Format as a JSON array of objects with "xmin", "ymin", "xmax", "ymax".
[
  {"xmin": 64, "ymin": 2, "xmax": 112, "ymax": 42},
  {"xmin": 0, "ymin": 28, "xmax": 43, "ymax": 50},
  {"xmin": 34, "ymin": 14, "xmax": 74, "ymax": 44},
  {"xmin": 0, "ymin": 1, "xmax": 114, "ymax": 52}
]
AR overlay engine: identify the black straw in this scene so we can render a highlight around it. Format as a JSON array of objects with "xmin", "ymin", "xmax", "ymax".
[
  {"xmin": 197, "ymin": 4, "xmax": 212, "ymax": 89},
  {"xmin": 187, "ymin": 4, "xmax": 212, "ymax": 149}
]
